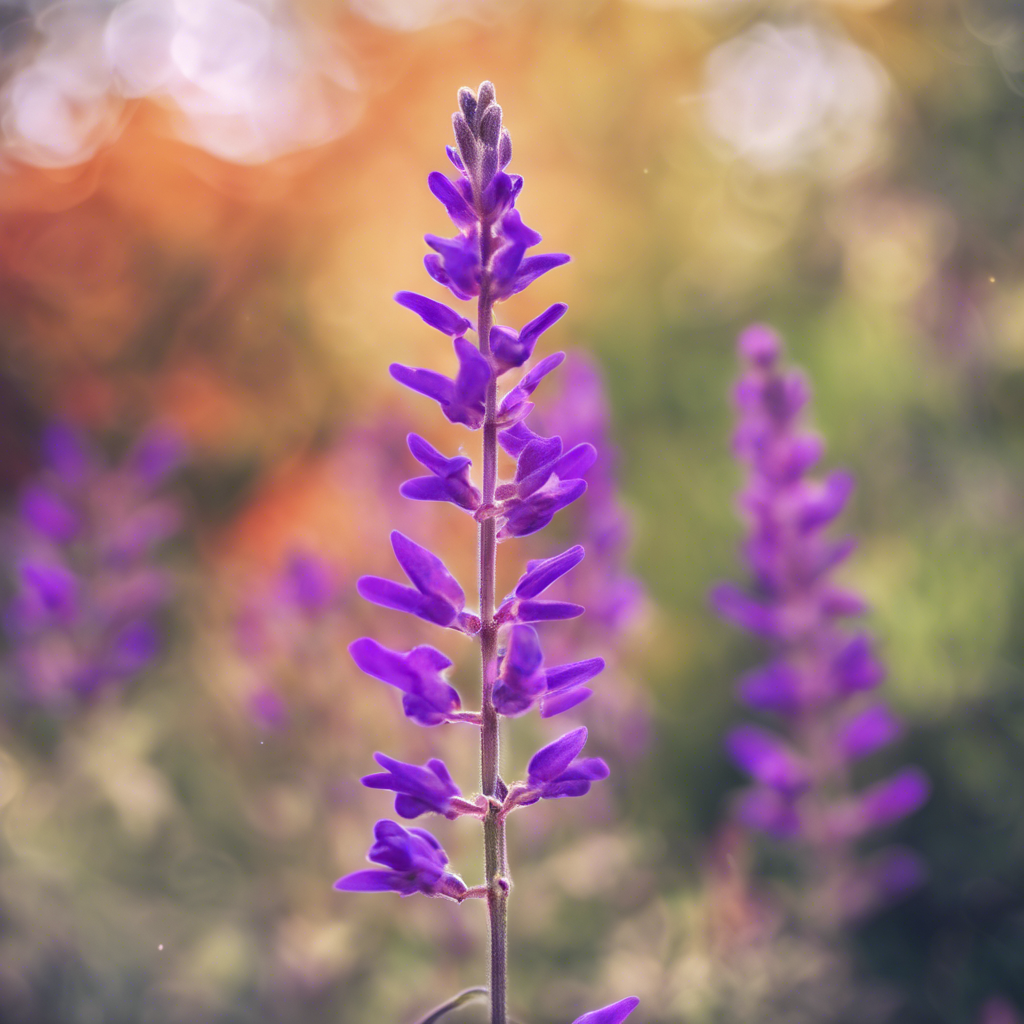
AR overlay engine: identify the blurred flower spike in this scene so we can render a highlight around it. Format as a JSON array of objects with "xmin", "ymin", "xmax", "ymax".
[
  {"xmin": 3, "ymin": 422, "xmax": 184, "ymax": 707},
  {"xmin": 712, "ymin": 325, "xmax": 929, "ymax": 923}
]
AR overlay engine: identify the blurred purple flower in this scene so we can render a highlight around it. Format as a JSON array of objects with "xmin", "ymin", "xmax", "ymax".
[
  {"xmin": 713, "ymin": 325, "xmax": 928, "ymax": 922},
  {"xmin": 570, "ymin": 998, "xmax": 641, "ymax": 1024},
  {"xmin": 2, "ymin": 422, "xmax": 183, "ymax": 706}
]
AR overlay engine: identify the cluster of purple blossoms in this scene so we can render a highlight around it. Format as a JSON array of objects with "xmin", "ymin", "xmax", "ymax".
[
  {"xmin": 712, "ymin": 326, "xmax": 930, "ymax": 925},
  {"xmin": 233, "ymin": 549, "xmax": 345, "ymax": 729},
  {"xmin": 2, "ymin": 422, "xmax": 183, "ymax": 708},
  {"xmin": 336, "ymin": 83, "xmax": 638, "ymax": 1024}
]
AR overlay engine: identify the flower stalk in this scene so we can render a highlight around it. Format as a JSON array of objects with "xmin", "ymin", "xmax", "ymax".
[{"xmin": 336, "ymin": 82, "xmax": 638, "ymax": 1024}]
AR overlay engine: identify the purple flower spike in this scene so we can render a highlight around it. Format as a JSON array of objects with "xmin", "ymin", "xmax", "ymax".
[
  {"xmin": 334, "ymin": 819, "xmax": 467, "ymax": 900},
  {"xmin": 491, "ymin": 303, "xmax": 568, "ymax": 372},
  {"xmin": 357, "ymin": 532, "xmax": 480, "ymax": 634},
  {"xmin": 570, "ymin": 997, "xmax": 640, "ymax": 1024},
  {"xmin": 520, "ymin": 726, "xmax": 609, "ymax": 804},
  {"xmin": 349, "ymin": 637, "xmax": 462, "ymax": 727},
  {"xmin": 400, "ymin": 434, "xmax": 481, "ymax": 511},
  {"xmin": 715, "ymin": 325, "xmax": 927, "ymax": 919},
  {"xmin": 390, "ymin": 337, "xmax": 492, "ymax": 429},
  {"xmin": 362, "ymin": 753, "xmax": 462, "ymax": 819},
  {"xmin": 395, "ymin": 291, "xmax": 473, "ymax": 337}
]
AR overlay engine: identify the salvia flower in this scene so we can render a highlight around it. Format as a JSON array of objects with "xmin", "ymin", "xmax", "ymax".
[
  {"xmin": 334, "ymin": 819, "xmax": 467, "ymax": 900},
  {"xmin": 517, "ymin": 727, "xmax": 609, "ymax": 805},
  {"xmin": 349, "ymin": 637, "xmax": 462, "ymax": 727},
  {"xmin": 339, "ymin": 82, "xmax": 634, "ymax": 1023},
  {"xmin": 492, "ymin": 624, "xmax": 605, "ymax": 718},
  {"xmin": 713, "ymin": 325, "xmax": 929, "ymax": 923},
  {"xmin": 3, "ymin": 422, "xmax": 182, "ymax": 706},
  {"xmin": 361, "ymin": 753, "xmax": 462, "ymax": 819},
  {"xmin": 357, "ymin": 531, "xmax": 480, "ymax": 634}
]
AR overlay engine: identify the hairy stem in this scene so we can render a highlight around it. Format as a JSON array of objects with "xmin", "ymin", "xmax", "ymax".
[{"xmin": 477, "ymin": 219, "xmax": 508, "ymax": 1024}]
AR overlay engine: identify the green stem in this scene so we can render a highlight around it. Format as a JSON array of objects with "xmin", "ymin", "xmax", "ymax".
[{"xmin": 477, "ymin": 219, "xmax": 508, "ymax": 1024}]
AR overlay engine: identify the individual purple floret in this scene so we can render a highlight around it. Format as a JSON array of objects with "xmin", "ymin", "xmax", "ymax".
[
  {"xmin": 570, "ymin": 997, "xmax": 641, "ymax": 1024},
  {"xmin": 400, "ymin": 434, "xmax": 482, "ymax": 511},
  {"xmin": 712, "ymin": 325, "xmax": 929, "ymax": 924},
  {"xmin": 517, "ymin": 726, "xmax": 609, "ymax": 805},
  {"xmin": 349, "ymin": 637, "xmax": 462, "ymax": 727},
  {"xmin": 492, "ymin": 625, "xmax": 605, "ymax": 718},
  {"xmin": 3, "ymin": 421, "xmax": 182, "ymax": 707},
  {"xmin": 334, "ymin": 819, "xmax": 468, "ymax": 900},
  {"xmin": 357, "ymin": 531, "xmax": 481, "ymax": 634},
  {"xmin": 494, "ymin": 546, "xmax": 586, "ymax": 623},
  {"xmin": 361, "ymin": 753, "xmax": 463, "ymax": 819}
]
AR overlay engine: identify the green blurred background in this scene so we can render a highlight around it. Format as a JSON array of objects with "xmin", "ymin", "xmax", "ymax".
[{"xmin": 1, "ymin": 1, "xmax": 1023, "ymax": 1021}]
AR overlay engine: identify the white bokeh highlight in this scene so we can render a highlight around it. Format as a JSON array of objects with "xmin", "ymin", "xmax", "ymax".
[
  {"xmin": 702, "ymin": 21, "xmax": 891, "ymax": 176},
  {"xmin": 1, "ymin": 0, "xmax": 361, "ymax": 167}
]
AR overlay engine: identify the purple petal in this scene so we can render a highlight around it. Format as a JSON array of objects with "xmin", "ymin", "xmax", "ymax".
[
  {"xmin": 390, "ymin": 363, "xmax": 455, "ymax": 405},
  {"xmin": 349, "ymin": 637, "xmax": 420, "ymax": 694},
  {"xmin": 356, "ymin": 576, "xmax": 457, "ymax": 627},
  {"xmin": 391, "ymin": 532, "xmax": 465, "ymax": 609},
  {"xmin": 498, "ymin": 421, "xmax": 541, "ymax": 457},
  {"xmin": 726, "ymin": 725, "xmax": 808, "ymax": 795},
  {"xmin": 495, "ymin": 252, "xmax": 571, "ymax": 299},
  {"xmin": 839, "ymin": 704, "xmax": 902, "ymax": 760},
  {"xmin": 710, "ymin": 583, "xmax": 776, "ymax": 638},
  {"xmin": 427, "ymin": 171, "xmax": 476, "ymax": 230},
  {"xmin": 334, "ymin": 870, "xmax": 400, "ymax": 892},
  {"xmin": 499, "ymin": 352, "xmax": 566, "ymax": 417},
  {"xmin": 498, "ymin": 479, "xmax": 587, "ymax": 539},
  {"xmin": 544, "ymin": 657, "xmax": 604, "ymax": 693},
  {"xmin": 736, "ymin": 786, "xmax": 801, "ymax": 838},
  {"xmin": 128, "ymin": 428, "xmax": 185, "ymax": 485},
  {"xmin": 520, "ymin": 302, "xmax": 567, "ymax": 347},
  {"xmin": 539, "ymin": 758, "xmax": 610, "ymax": 798},
  {"xmin": 832, "ymin": 633, "xmax": 885, "ymax": 693},
  {"xmin": 540, "ymin": 687, "xmax": 593, "ymax": 718},
  {"xmin": 515, "ymin": 546, "xmax": 585, "ymax": 598},
  {"xmin": 19, "ymin": 486, "xmax": 80, "ymax": 542},
  {"xmin": 737, "ymin": 323, "xmax": 781, "ymax": 367},
  {"xmin": 42, "ymin": 422, "xmax": 94, "ymax": 481},
  {"xmin": 797, "ymin": 471, "xmax": 855, "ymax": 532},
  {"xmin": 737, "ymin": 662, "xmax": 801, "ymax": 715},
  {"xmin": 553, "ymin": 442, "xmax": 597, "ymax": 480},
  {"xmin": 570, "ymin": 997, "xmax": 640, "ymax": 1024},
  {"xmin": 449, "ymin": 337, "xmax": 491, "ymax": 427},
  {"xmin": 859, "ymin": 768, "xmax": 930, "ymax": 829},
  {"xmin": 527, "ymin": 726, "xmax": 588, "ymax": 782},
  {"xmin": 514, "ymin": 599, "xmax": 586, "ymax": 622},
  {"xmin": 395, "ymin": 291, "xmax": 472, "ymax": 336}
]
